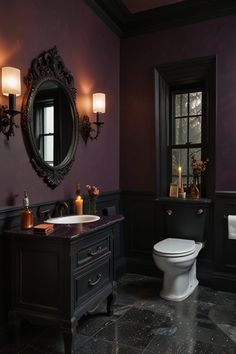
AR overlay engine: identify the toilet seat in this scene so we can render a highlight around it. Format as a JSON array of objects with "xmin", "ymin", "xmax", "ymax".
[{"xmin": 153, "ymin": 238, "xmax": 196, "ymax": 257}]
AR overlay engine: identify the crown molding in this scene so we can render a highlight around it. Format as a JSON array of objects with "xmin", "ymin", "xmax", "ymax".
[{"xmin": 84, "ymin": 0, "xmax": 236, "ymax": 37}]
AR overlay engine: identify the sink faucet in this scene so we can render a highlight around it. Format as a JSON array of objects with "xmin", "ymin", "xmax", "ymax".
[{"xmin": 54, "ymin": 201, "xmax": 69, "ymax": 217}]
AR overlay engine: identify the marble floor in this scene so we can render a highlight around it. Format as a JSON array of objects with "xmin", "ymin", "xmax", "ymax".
[{"xmin": 1, "ymin": 273, "xmax": 236, "ymax": 353}]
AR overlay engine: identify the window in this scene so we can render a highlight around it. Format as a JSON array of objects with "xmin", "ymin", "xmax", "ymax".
[
  {"xmin": 40, "ymin": 105, "xmax": 55, "ymax": 166},
  {"xmin": 170, "ymin": 89, "xmax": 204, "ymax": 190},
  {"xmin": 34, "ymin": 99, "xmax": 55, "ymax": 166},
  {"xmin": 155, "ymin": 56, "xmax": 216, "ymax": 198}
]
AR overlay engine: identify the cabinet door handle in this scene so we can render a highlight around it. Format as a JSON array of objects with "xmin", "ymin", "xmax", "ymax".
[
  {"xmin": 88, "ymin": 273, "xmax": 102, "ymax": 286},
  {"xmin": 88, "ymin": 246, "xmax": 102, "ymax": 257},
  {"xmin": 197, "ymin": 209, "xmax": 204, "ymax": 215},
  {"xmin": 166, "ymin": 209, "xmax": 173, "ymax": 216}
]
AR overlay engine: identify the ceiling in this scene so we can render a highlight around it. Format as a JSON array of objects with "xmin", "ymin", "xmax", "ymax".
[
  {"xmin": 85, "ymin": 0, "xmax": 236, "ymax": 37},
  {"xmin": 121, "ymin": 0, "xmax": 184, "ymax": 13}
]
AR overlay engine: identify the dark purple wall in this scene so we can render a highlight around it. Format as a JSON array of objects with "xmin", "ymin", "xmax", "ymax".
[
  {"xmin": 0, "ymin": 0, "xmax": 120, "ymax": 208},
  {"xmin": 120, "ymin": 15, "xmax": 236, "ymax": 192}
]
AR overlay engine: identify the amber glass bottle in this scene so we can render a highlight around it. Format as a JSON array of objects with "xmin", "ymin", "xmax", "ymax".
[{"xmin": 21, "ymin": 191, "xmax": 33, "ymax": 229}]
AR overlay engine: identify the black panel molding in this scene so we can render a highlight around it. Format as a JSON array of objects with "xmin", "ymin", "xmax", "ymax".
[
  {"xmin": 213, "ymin": 191, "xmax": 236, "ymax": 291},
  {"xmin": 85, "ymin": 0, "xmax": 236, "ymax": 37}
]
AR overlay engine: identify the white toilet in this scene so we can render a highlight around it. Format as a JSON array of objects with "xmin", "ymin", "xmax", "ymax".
[{"xmin": 153, "ymin": 238, "xmax": 204, "ymax": 302}]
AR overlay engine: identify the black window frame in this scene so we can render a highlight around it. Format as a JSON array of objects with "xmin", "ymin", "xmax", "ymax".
[
  {"xmin": 155, "ymin": 56, "xmax": 216, "ymax": 199},
  {"xmin": 169, "ymin": 85, "xmax": 206, "ymax": 192}
]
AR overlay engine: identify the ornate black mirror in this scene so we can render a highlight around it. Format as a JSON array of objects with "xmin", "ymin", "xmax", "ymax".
[{"xmin": 22, "ymin": 47, "xmax": 79, "ymax": 187}]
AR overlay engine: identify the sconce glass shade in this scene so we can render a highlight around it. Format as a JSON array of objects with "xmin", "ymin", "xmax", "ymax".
[
  {"xmin": 2, "ymin": 67, "xmax": 21, "ymax": 96},
  {"xmin": 93, "ymin": 93, "xmax": 105, "ymax": 113}
]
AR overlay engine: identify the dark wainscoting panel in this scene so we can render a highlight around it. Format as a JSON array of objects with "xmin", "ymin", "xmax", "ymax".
[
  {"xmin": 0, "ymin": 190, "xmax": 123, "ymax": 346},
  {"xmin": 214, "ymin": 192, "xmax": 236, "ymax": 291},
  {"xmin": 121, "ymin": 191, "xmax": 158, "ymax": 275}
]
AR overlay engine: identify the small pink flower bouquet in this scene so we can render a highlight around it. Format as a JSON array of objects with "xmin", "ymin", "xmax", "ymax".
[
  {"xmin": 191, "ymin": 154, "xmax": 208, "ymax": 175},
  {"xmin": 86, "ymin": 184, "xmax": 100, "ymax": 215},
  {"xmin": 86, "ymin": 184, "xmax": 100, "ymax": 201}
]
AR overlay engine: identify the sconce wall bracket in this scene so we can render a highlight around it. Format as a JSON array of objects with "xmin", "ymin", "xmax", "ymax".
[
  {"xmin": 80, "ymin": 114, "xmax": 104, "ymax": 144},
  {"xmin": 0, "ymin": 105, "xmax": 19, "ymax": 140}
]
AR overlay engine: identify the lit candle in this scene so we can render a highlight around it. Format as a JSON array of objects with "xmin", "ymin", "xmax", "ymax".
[
  {"xmin": 75, "ymin": 195, "xmax": 83, "ymax": 215},
  {"xmin": 178, "ymin": 166, "xmax": 182, "ymax": 190}
]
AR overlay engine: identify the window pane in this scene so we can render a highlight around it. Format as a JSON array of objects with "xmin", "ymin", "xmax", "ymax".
[
  {"xmin": 172, "ymin": 148, "xmax": 187, "ymax": 176},
  {"xmin": 43, "ymin": 106, "xmax": 54, "ymax": 134},
  {"xmin": 175, "ymin": 118, "xmax": 187, "ymax": 144},
  {"xmin": 189, "ymin": 116, "xmax": 201, "ymax": 144},
  {"xmin": 189, "ymin": 148, "xmax": 201, "ymax": 175},
  {"xmin": 175, "ymin": 94, "xmax": 188, "ymax": 117},
  {"xmin": 44, "ymin": 135, "xmax": 54, "ymax": 165},
  {"xmin": 190, "ymin": 92, "xmax": 202, "ymax": 115}
]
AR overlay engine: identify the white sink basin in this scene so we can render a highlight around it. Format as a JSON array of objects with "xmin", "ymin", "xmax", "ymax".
[{"xmin": 45, "ymin": 215, "xmax": 100, "ymax": 224}]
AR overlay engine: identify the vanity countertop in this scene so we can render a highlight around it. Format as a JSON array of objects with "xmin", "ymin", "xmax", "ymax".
[{"xmin": 5, "ymin": 214, "xmax": 124, "ymax": 241}]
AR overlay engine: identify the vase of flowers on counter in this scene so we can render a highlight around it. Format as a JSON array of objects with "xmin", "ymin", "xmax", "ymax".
[
  {"xmin": 190, "ymin": 154, "xmax": 208, "ymax": 199},
  {"xmin": 86, "ymin": 184, "xmax": 100, "ymax": 214}
]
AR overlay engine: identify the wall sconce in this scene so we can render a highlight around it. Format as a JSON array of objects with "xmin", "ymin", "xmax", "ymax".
[
  {"xmin": 80, "ymin": 93, "xmax": 106, "ymax": 143},
  {"xmin": 0, "ymin": 67, "xmax": 21, "ymax": 140}
]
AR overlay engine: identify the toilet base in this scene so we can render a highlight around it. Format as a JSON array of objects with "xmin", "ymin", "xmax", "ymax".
[
  {"xmin": 160, "ymin": 279, "xmax": 198, "ymax": 302},
  {"xmin": 159, "ymin": 259, "xmax": 199, "ymax": 302}
]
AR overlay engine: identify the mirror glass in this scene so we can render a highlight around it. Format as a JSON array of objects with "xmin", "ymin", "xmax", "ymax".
[
  {"xmin": 22, "ymin": 47, "xmax": 79, "ymax": 187},
  {"xmin": 33, "ymin": 81, "xmax": 73, "ymax": 167}
]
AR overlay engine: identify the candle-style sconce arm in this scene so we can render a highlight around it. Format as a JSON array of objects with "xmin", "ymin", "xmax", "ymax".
[
  {"xmin": 80, "ymin": 113, "xmax": 104, "ymax": 144},
  {"xmin": 0, "ymin": 104, "xmax": 20, "ymax": 140}
]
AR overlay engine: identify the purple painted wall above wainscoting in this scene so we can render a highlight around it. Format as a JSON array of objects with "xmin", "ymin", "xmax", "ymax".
[
  {"xmin": 0, "ymin": 0, "xmax": 120, "ymax": 208},
  {"xmin": 120, "ymin": 14, "xmax": 236, "ymax": 192}
]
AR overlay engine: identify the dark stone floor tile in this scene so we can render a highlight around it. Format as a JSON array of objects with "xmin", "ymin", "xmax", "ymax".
[
  {"xmin": 209, "ymin": 304, "xmax": 236, "ymax": 327},
  {"xmin": 191, "ymin": 286, "xmax": 236, "ymax": 306},
  {"xmin": 115, "ymin": 292, "xmax": 138, "ymax": 307},
  {"xmin": 116, "ymin": 274, "xmax": 161, "ymax": 303},
  {"xmin": 119, "ymin": 306, "xmax": 173, "ymax": 328},
  {"xmin": 217, "ymin": 324, "xmax": 236, "ymax": 343},
  {"xmin": 144, "ymin": 335, "xmax": 235, "ymax": 354},
  {"xmin": 21, "ymin": 345, "xmax": 52, "ymax": 353},
  {"xmin": 78, "ymin": 314, "xmax": 114, "ymax": 337},
  {"xmin": 78, "ymin": 338, "xmax": 143, "ymax": 354},
  {"xmin": 1, "ymin": 274, "xmax": 236, "ymax": 354},
  {"xmin": 94, "ymin": 320, "xmax": 154, "ymax": 350}
]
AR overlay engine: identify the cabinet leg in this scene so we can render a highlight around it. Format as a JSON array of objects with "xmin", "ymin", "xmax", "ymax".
[
  {"xmin": 61, "ymin": 318, "xmax": 77, "ymax": 354},
  {"xmin": 107, "ymin": 292, "xmax": 115, "ymax": 316}
]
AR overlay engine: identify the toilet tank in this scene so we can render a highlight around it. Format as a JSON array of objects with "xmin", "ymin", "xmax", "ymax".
[{"xmin": 156, "ymin": 198, "xmax": 212, "ymax": 242}]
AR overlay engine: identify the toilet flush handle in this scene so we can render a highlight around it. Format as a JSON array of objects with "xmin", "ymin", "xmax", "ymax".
[{"xmin": 166, "ymin": 209, "xmax": 173, "ymax": 216}]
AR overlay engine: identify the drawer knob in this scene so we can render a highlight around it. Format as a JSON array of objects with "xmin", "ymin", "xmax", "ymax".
[
  {"xmin": 88, "ymin": 273, "xmax": 102, "ymax": 287},
  {"xmin": 197, "ymin": 209, "xmax": 204, "ymax": 215},
  {"xmin": 88, "ymin": 246, "xmax": 102, "ymax": 257}
]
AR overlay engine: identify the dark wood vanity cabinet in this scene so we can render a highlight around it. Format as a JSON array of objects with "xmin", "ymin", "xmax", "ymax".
[{"xmin": 5, "ymin": 215, "xmax": 123, "ymax": 354}]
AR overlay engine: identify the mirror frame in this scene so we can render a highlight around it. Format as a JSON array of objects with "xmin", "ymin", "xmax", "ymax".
[{"xmin": 21, "ymin": 46, "xmax": 79, "ymax": 188}]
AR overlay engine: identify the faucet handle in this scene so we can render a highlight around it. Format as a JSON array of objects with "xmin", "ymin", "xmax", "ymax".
[{"xmin": 37, "ymin": 206, "xmax": 52, "ymax": 221}]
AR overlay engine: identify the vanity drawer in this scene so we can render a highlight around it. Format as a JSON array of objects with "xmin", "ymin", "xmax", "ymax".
[
  {"xmin": 74, "ymin": 233, "xmax": 111, "ymax": 269},
  {"xmin": 74, "ymin": 257, "xmax": 111, "ymax": 306}
]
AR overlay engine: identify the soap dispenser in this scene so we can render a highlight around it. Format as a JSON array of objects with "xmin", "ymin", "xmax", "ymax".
[{"xmin": 21, "ymin": 191, "xmax": 33, "ymax": 229}]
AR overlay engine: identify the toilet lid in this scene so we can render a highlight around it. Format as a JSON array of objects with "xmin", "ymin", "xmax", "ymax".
[{"xmin": 153, "ymin": 238, "xmax": 195, "ymax": 257}]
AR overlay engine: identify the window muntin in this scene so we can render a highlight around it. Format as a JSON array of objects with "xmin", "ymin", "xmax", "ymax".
[{"xmin": 171, "ymin": 90, "xmax": 203, "ymax": 188}]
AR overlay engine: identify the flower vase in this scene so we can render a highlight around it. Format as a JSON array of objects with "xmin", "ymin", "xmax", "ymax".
[
  {"xmin": 88, "ymin": 198, "xmax": 97, "ymax": 215},
  {"xmin": 190, "ymin": 174, "xmax": 201, "ymax": 199}
]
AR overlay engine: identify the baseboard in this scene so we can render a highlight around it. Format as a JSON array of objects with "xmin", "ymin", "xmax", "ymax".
[
  {"xmin": 212, "ymin": 271, "xmax": 236, "ymax": 292},
  {"xmin": 0, "ymin": 325, "xmax": 8, "ymax": 346},
  {"xmin": 114, "ymin": 257, "xmax": 126, "ymax": 280},
  {"xmin": 126, "ymin": 257, "xmax": 161, "ymax": 278}
]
